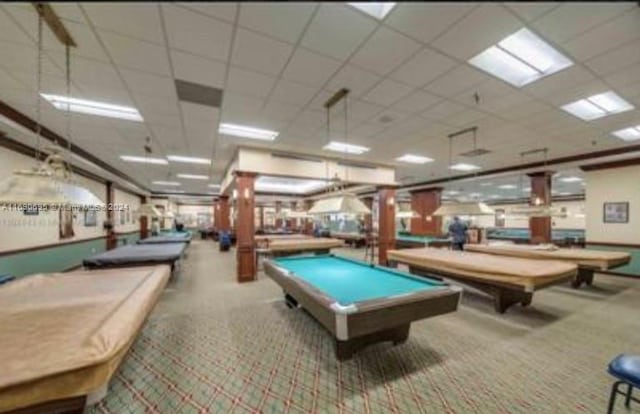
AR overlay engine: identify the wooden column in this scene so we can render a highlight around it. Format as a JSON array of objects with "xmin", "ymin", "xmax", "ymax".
[
  {"xmin": 139, "ymin": 195, "xmax": 149, "ymax": 240},
  {"xmin": 528, "ymin": 171, "xmax": 553, "ymax": 244},
  {"xmin": 362, "ymin": 197, "xmax": 374, "ymax": 232},
  {"xmin": 304, "ymin": 200, "xmax": 314, "ymax": 235},
  {"xmin": 106, "ymin": 181, "xmax": 117, "ymax": 250},
  {"xmin": 218, "ymin": 196, "xmax": 231, "ymax": 232},
  {"xmin": 378, "ymin": 186, "xmax": 396, "ymax": 265},
  {"xmin": 275, "ymin": 201, "xmax": 283, "ymax": 228},
  {"xmin": 410, "ymin": 187, "xmax": 442, "ymax": 236},
  {"xmin": 235, "ymin": 172, "xmax": 256, "ymax": 283},
  {"xmin": 213, "ymin": 199, "xmax": 219, "ymax": 229}
]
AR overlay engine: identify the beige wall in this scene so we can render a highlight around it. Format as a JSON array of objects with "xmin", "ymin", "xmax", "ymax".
[
  {"xmin": 585, "ymin": 165, "xmax": 640, "ymax": 244},
  {"xmin": 474, "ymin": 200, "xmax": 586, "ymax": 229},
  {"xmin": 177, "ymin": 204, "xmax": 214, "ymax": 227},
  {"xmin": 112, "ymin": 188, "xmax": 142, "ymax": 233},
  {"xmin": 0, "ymin": 146, "xmax": 107, "ymax": 252}
]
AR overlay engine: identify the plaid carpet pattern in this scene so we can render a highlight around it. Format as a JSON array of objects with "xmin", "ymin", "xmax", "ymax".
[{"xmin": 89, "ymin": 242, "xmax": 640, "ymax": 414}]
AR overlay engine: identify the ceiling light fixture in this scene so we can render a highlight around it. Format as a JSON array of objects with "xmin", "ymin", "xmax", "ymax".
[
  {"xmin": 218, "ymin": 123, "xmax": 279, "ymax": 141},
  {"xmin": 177, "ymin": 174, "xmax": 208, "ymax": 180},
  {"xmin": 167, "ymin": 155, "xmax": 211, "ymax": 165},
  {"xmin": 612, "ymin": 125, "xmax": 640, "ymax": 141},
  {"xmin": 561, "ymin": 91, "xmax": 634, "ymax": 121},
  {"xmin": 120, "ymin": 155, "xmax": 168, "ymax": 165},
  {"xmin": 323, "ymin": 141, "xmax": 369, "ymax": 155},
  {"xmin": 396, "ymin": 154, "xmax": 434, "ymax": 164},
  {"xmin": 449, "ymin": 163, "xmax": 481, "ymax": 171},
  {"xmin": 347, "ymin": 2, "xmax": 396, "ymax": 20},
  {"xmin": 152, "ymin": 181, "xmax": 181, "ymax": 186},
  {"xmin": 560, "ymin": 176, "xmax": 582, "ymax": 183},
  {"xmin": 40, "ymin": 93, "xmax": 143, "ymax": 122},
  {"xmin": 256, "ymin": 176, "xmax": 327, "ymax": 194},
  {"xmin": 469, "ymin": 28, "xmax": 572, "ymax": 87},
  {"xmin": 208, "ymin": 184, "xmax": 221, "ymax": 188},
  {"xmin": 498, "ymin": 184, "xmax": 517, "ymax": 189}
]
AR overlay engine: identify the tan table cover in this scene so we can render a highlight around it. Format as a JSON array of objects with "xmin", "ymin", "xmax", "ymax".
[
  {"xmin": 387, "ymin": 248, "xmax": 577, "ymax": 291},
  {"xmin": 467, "ymin": 244, "xmax": 631, "ymax": 270},
  {"xmin": 0, "ymin": 266, "xmax": 170, "ymax": 412}
]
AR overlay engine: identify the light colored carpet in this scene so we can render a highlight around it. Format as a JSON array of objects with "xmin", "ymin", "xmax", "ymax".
[{"xmin": 90, "ymin": 241, "xmax": 640, "ymax": 413}]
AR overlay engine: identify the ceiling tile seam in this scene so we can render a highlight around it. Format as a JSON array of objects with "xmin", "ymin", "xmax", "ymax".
[
  {"xmin": 158, "ymin": 3, "xmax": 193, "ymax": 160},
  {"xmin": 258, "ymin": 3, "xmax": 321, "ymax": 108},
  {"xmin": 555, "ymin": 4, "xmax": 637, "ymax": 45},
  {"xmin": 78, "ymin": 3, "xmax": 168, "ymax": 186},
  {"xmin": 209, "ymin": 1, "xmax": 242, "ymax": 182}
]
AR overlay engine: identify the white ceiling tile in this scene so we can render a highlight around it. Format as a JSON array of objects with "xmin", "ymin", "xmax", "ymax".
[
  {"xmin": 163, "ymin": 5, "xmax": 233, "ymax": 61},
  {"xmin": 389, "ymin": 47, "xmax": 457, "ymax": 88},
  {"xmin": 532, "ymin": 2, "xmax": 634, "ymax": 44},
  {"xmin": 239, "ymin": 3, "xmax": 316, "ymax": 44},
  {"xmin": 50, "ymin": 3, "xmax": 86, "ymax": 23},
  {"xmin": 562, "ymin": 9, "xmax": 640, "ymax": 61},
  {"xmin": 523, "ymin": 65, "xmax": 594, "ymax": 98},
  {"xmin": 604, "ymin": 63, "xmax": 640, "ymax": 88},
  {"xmin": 361, "ymin": 78, "xmax": 414, "ymax": 107},
  {"xmin": 503, "ymin": 2, "xmax": 558, "ymax": 22},
  {"xmin": 136, "ymin": 94, "xmax": 180, "ymax": 117},
  {"xmin": 82, "ymin": 3, "xmax": 164, "ymax": 44},
  {"xmin": 431, "ymin": 4, "xmax": 522, "ymax": 61},
  {"xmin": 170, "ymin": 50, "xmax": 226, "ymax": 88},
  {"xmin": 281, "ymin": 48, "xmax": 341, "ymax": 87},
  {"xmin": 443, "ymin": 109, "xmax": 487, "ymax": 127},
  {"xmin": 269, "ymin": 79, "xmax": 317, "ymax": 106},
  {"xmin": 350, "ymin": 27, "xmax": 422, "ymax": 76},
  {"xmin": 348, "ymin": 100, "xmax": 385, "ymax": 124},
  {"xmin": 301, "ymin": 3, "xmax": 377, "ymax": 61},
  {"xmin": 585, "ymin": 41, "xmax": 640, "ymax": 76},
  {"xmin": 421, "ymin": 100, "xmax": 465, "ymax": 121},
  {"xmin": 120, "ymin": 69, "xmax": 176, "ymax": 98},
  {"xmin": 480, "ymin": 92, "xmax": 532, "ymax": 115},
  {"xmin": 0, "ymin": 7, "xmax": 32, "ymax": 46},
  {"xmin": 221, "ymin": 93, "xmax": 265, "ymax": 122},
  {"xmin": 262, "ymin": 100, "xmax": 300, "ymax": 123},
  {"xmin": 498, "ymin": 100, "xmax": 551, "ymax": 121},
  {"xmin": 231, "ymin": 28, "xmax": 294, "ymax": 76},
  {"xmin": 390, "ymin": 90, "xmax": 441, "ymax": 114},
  {"xmin": 452, "ymin": 78, "xmax": 515, "ymax": 107},
  {"xmin": 174, "ymin": 3, "xmax": 237, "ymax": 23},
  {"xmin": 325, "ymin": 65, "xmax": 381, "ymax": 98},
  {"xmin": 424, "ymin": 65, "xmax": 488, "ymax": 97},
  {"xmin": 385, "ymin": 3, "xmax": 476, "ymax": 44},
  {"xmin": 99, "ymin": 31, "xmax": 171, "ymax": 76},
  {"xmin": 226, "ymin": 66, "xmax": 277, "ymax": 99}
]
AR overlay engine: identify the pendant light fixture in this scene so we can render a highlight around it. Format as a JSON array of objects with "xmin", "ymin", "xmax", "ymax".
[
  {"xmin": 433, "ymin": 126, "xmax": 494, "ymax": 217},
  {"xmin": 0, "ymin": 7, "xmax": 104, "ymax": 207},
  {"xmin": 308, "ymin": 88, "xmax": 372, "ymax": 216}
]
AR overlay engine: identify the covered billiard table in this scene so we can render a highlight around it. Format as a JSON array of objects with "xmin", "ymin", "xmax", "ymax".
[{"xmin": 263, "ymin": 255, "xmax": 462, "ymax": 360}]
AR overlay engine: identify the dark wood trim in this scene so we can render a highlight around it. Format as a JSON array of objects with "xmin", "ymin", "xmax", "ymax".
[
  {"xmin": 33, "ymin": 3, "xmax": 77, "ymax": 47},
  {"xmin": 587, "ymin": 241, "xmax": 640, "ymax": 249},
  {"xmin": 0, "ymin": 235, "xmax": 107, "ymax": 257},
  {"xmin": 0, "ymin": 100, "xmax": 149, "ymax": 192},
  {"xmin": 596, "ymin": 270, "xmax": 639, "ymax": 278},
  {"xmin": 580, "ymin": 158, "xmax": 640, "ymax": 171}
]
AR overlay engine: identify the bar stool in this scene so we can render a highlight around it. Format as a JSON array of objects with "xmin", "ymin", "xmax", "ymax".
[{"xmin": 607, "ymin": 354, "xmax": 640, "ymax": 413}]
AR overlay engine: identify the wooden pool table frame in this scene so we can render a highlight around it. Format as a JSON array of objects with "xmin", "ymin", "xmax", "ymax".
[{"xmin": 263, "ymin": 256, "xmax": 462, "ymax": 360}]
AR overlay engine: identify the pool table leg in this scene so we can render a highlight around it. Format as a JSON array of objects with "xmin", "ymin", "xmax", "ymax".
[
  {"xmin": 335, "ymin": 324, "xmax": 411, "ymax": 361},
  {"xmin": 494, "ymin": 290, "xmax": 533, "ymax": 314},
  {"xmin": 572, "ymin": 268, "xmax": 594, "ymax": 288}
]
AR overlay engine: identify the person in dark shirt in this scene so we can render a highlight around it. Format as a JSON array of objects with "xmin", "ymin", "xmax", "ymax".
[{"xmin": 448, "ymin": 216, "xmax": 468, "ymax": 251}]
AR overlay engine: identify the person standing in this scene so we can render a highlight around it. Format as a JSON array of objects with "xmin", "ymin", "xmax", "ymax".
[{"xmin": 448, "ymin": 216, "xmax": 468, "ymax": 251}]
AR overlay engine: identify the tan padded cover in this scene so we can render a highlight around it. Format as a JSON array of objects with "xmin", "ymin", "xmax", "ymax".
[{"xmin": 0, "ymin": 266, "xmax": 170, "ymax": 412}]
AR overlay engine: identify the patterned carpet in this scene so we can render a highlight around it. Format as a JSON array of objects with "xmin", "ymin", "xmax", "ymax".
[{"xmin": 89, "ymin": 241, "xmax": 640, "ymax": 413}]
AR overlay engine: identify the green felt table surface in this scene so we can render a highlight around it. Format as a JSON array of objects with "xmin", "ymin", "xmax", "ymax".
[
  {"xmin": 396, "ymin": 234, "xmax": 450, "ymax": 243},
  {"xmin": 487, "ymin": 228, "xmax": 585, "ymax": 240},
  {"xmin": 160, "ymin": 230, "xmax": 192, "ymax": 238},
  {"xmin": 273, "ymin": 255, "xmax": 444, "ymax": 306}
]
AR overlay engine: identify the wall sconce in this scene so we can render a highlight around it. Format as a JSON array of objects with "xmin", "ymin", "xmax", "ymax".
[
  {"xmin": 387, "ymin": 197, "xmax": 395, "ymax": 206},
  {"xmin": 232, "ymin": 189, "xmax": 238, "ymax": 200},
  {"xmin": 243, "ymin": 188, "xmax": 251, "ymax": 200},
  {"xmin": 425, "ymin": 215, "xmax": 432, "ymax": 222}
]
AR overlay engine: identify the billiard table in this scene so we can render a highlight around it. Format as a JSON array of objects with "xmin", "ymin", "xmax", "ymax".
[
  {"xmin": 487, "ymin": 228, "xmax": 585, "ymax": 247},
  {"xmin": 395, "ymin": 234, "xmax": 452, "ymax": 249},
  {"xmin": 83, "ymin": 243, "xmax": 187, "ymax": 272},
  {"xmin": 330, "ymin": 231, "xmax": 367, "ymax": 247},
  {"xmin": 263, "ymin": 255, "xmax": 462, "ymax": 360}
]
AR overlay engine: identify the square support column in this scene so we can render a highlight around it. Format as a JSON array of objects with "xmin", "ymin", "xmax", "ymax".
[
  {"xmin": 218, "ymin": 196, "xmax": 231, "ymax": 232},
  {"xmin": 106, "ymin": 181, "xmax": 117, "ymax": 250},
  {"xmin": 139, "ymin": 195, "xmax": 149, "ymax": 240},
  {"xmin": 235, "ymin": 172, "xmax": 256, "ymax": 283},
  {"xmin": 528, "ymin": 171, "xmax": 553, "ymax": 244},
  {"xmin": 378, "ymin": 186, "xmax": 396, "ymax": 265},
  {"xmin": 410, "ymin": 187, "xmax": 442, "ymax": 236}
]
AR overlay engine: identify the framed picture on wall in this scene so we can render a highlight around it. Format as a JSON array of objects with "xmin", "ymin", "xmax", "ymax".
[
  {"xmin": 59, "ymin": 209, "xmax": 75, "ymax": 239},
  {"xmin": 84, "ymin": 210, "xmax": 97, "ymax": 227},
  {"xmin": 603, "ymin": 202, "xmax": 629, "ymax": 223}
]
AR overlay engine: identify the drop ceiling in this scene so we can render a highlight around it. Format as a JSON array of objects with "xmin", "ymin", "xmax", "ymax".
[{"xmin": 0, "ymin": 2, "xmax": 639, "ymax": 200}]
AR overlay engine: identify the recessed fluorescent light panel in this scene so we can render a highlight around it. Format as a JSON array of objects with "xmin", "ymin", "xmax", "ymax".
[
  {"xmin": 348, "ymin": 2, "xmax": 396, "ymax": 20},
  {"xmin": 256, "ymin": 176, "xmax": 328, "ymax": 194},
  {"xmin": 562, "ymin": 91, "xmax": 634, "ymax": 121},
  {"xmin": 449, "ymin": 163, "xmax": 481, "ymax": 171},
  {"xmin": 560, "ymin": 176, "xmax": 582, "ymax": 183},
  {"xmin": 469, "ymin": 28, "xmax": 572, "ymax": 87},
  {"xmin": 41, "ymin": 94, "xmax": 143, "ymax": 122},
  {"xmin": 152, "ymin": 181, "xmax": 181, "ymax": 186},
  {"xmin": 498, "ymin": 184, "xmax": 517, "ymax": 189},
  {"xmin": 208, "ymin": 184, "xmax": 221, "ymax": 188},
  {"xmin": 167, "ymin": 155, "xmax": 211, "ymax": 165},
  {"xmin": 396, "ymin": 154, "xmax": 434, "ymax": 164},
  {"xmin": 612, "ymin": 125, "xmax": 640, "ymax": 141},
  {"xmin": 120, "ymin": 155, "xmax": 168, "ymax": 165},
  {"xmin": 177, "ymin": 174, "xmax": 209, "ymax": 180},
  {"xmin": 323, "ymin": 141, "xmax": 369, "ymax": 155},
  {"xmin": 218, "ymin": 123, "xmax": 279, "ymax": 141}
]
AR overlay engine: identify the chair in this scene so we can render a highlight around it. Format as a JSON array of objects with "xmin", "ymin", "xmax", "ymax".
[{"xmin": 607, "ymin": 354, "xmax": 640, "ymax": 413}]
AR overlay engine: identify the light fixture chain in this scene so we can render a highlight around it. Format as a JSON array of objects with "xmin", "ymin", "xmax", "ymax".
[{"xmin": 35, "ymin": 13, "xmax": 43, "ymax": 163}]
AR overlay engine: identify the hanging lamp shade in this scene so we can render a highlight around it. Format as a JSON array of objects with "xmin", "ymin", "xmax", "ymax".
[
  {"xmin": 433, "ymin": 202, "xmax": 494, "ymax": 217},
  {"xmin": 286, "ymin": 211, "xmax": 314, "ymax": 219},
  {"xmin": 0, "ymin": 169, "xmax": 104, "ymax": 206},
  {"xmin": 164, "ymin": 211, "xmax": 175, "ymax": 218},
  {"xmin": 396, "ymin": 210, "xmax": 420, "ymax": 219},
  {"xmin": 137, "ymin": 203, "xmax": 162, "ymax": 217},
  {"xmin": 308, "ymin": 193, "xmax": 371, "ymax": 216},
  {"xmin": 510, "ymin": 205, "xmax": 567, "ymax": 218}
]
